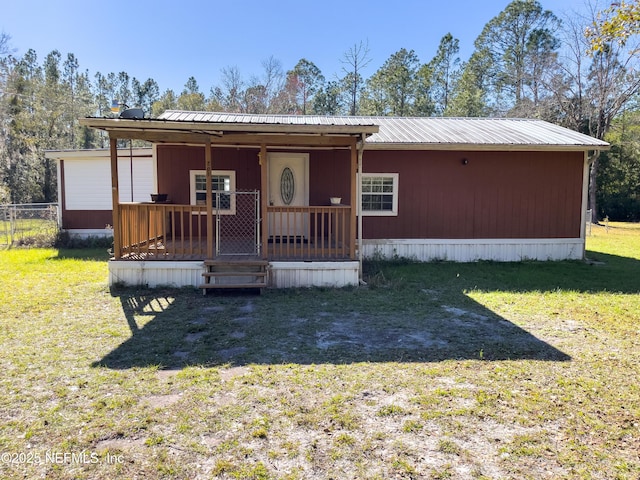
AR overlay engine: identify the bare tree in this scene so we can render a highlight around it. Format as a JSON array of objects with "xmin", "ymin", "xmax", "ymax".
[
  {"xmin": 219, "ymin": 65, "xmax": 245, "ymax": 112},
  {"xmin": 341, "ymin": 40, "xmax": 371, "ymax": 115},
  {"xmin": 258, "ymin": 55, "xmax": 285, "ymax": 113},
  {"xmin": 551, "ymin": 1, "xmax": 640, "ymax": 222}
]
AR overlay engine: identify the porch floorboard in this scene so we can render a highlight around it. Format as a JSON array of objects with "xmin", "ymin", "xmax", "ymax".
[{"xmin": 119, "ymin": 238, "xmax": 351, "ymax": 261}]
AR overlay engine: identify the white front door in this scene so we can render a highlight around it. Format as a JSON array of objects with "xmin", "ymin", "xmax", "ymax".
[{"xmin": 268, "ymin": 152, "xmax": 309, "ymax": 238}]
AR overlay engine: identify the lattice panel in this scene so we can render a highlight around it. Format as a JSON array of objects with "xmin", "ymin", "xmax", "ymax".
[{"xmin": 216, "ymin": 191, "xmax": 260, "ymax": 256}]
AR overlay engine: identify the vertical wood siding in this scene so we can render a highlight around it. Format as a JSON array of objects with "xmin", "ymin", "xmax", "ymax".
[
  {"xmin": 363, "ymin": 150, "xmax": 584, "ymax": 239},
  {"xmin": 156, "ymin": 146, "xmax": 351, "ymax": 206},
  {"xmin": 156, "ymin": 146, "xmax": 261, "ymax": 203},
  {"xmin": 308, "ymin": 150, "xmax": 352, "ymax": 205},
  {"xmin": 156, "ymin": 146, "xmax": 584, "ymax": 241}
]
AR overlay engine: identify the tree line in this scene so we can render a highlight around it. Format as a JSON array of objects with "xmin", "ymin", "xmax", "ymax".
[{"xmin": 1, "ymin": 0, "xmax": 639, "ymax": 220}]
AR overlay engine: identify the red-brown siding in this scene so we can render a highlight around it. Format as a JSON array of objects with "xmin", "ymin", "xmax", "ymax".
[
  {"xmin": 154, "ymin": 146, "xmax": 584, "ymax": 240},
  {"xmin": 156, "ymin": 146, "xmax": 352, "ymax": 206},
  {"xmin": 157, "ymin": 145, "xmax": 261, "ymax": 202},
  {"xmin": 62, "ymin": 210, "xmax": 113, "ymax": 230},
  {"xmin": 309, "ymin": 150, "xmax": 352, "ymax": 205},
  {"xmin": 59, "ymin": 160, "xmax": 113, "ymax": 230},
  {"xmin": 363, "ymin": 150, "xmax": 584, "ymax": 239}
]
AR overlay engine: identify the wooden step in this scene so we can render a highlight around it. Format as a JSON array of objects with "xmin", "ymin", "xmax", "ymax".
[
  {"xmin": 201, "ymin": 258, "xmax": 269, "ymax": 293},
  {"xmin": 202, "ymin": 271, "xmax": 267, "ymax": 278},
  {"xmin": 199, "ymin": 282, "xmax": 267, "ymax": 289}
]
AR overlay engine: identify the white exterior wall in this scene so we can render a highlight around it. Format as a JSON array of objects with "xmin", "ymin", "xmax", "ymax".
[
  {"xmin": 64, "ymin": 156, "xmax": 154, "ymax": 209},
  {"xmin": 362, "ymin": 238, "xmax": 585, "ymax": 262}
]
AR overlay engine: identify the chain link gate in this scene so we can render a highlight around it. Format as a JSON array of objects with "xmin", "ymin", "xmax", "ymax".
[
  {"xmin": 0, "ymin": 203, "xmax": 59, "ymax": 246},
  {"xmin": 215, "ymin": 190, "xmax": 260, "ymax": 256}
]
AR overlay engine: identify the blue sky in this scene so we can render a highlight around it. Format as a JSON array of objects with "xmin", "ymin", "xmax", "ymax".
[{"xmin": 4, "ymin": 0, "xmax": 590, "ymax": 95}]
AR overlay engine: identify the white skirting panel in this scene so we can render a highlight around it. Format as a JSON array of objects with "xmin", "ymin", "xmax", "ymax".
[
  {"xmin": 362, "ymin": 238, "xmax": 585, "ymax": 262},
  {"xmin": 269, "ymin": 261, "xmax": 360, "ymax": 288},
  {"xmin": 109, "ymin": 261, "xmax": 204, "ymax": 288},
  {"xmin": 109, "ymin": 260, "xmax": 360, "ymax": 289}
]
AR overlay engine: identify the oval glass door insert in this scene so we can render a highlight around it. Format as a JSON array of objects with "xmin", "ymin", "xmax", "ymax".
[{"xmin": 280, "ymin": 167, "xmax": 295, "ymax": 205}]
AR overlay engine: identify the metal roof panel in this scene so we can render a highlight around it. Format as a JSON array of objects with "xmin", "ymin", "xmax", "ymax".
[{"xmin": 152, "ymin": 111, "xmax": 609, "ymax": 149}]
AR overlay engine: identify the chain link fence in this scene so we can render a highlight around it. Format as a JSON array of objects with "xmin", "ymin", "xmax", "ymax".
[{"xmin": 0, "ymin": 203, "xmax": 60, "ymax": 247}]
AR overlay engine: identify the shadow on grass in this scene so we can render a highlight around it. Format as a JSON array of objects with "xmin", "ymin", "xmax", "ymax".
[
  {"xmin": 93, "ymin": 250, "xmax": 639, "ymax": 370},
  {"xmin": 96, "ymin": 274, "xmax": 613, "ymax": 371},
  {"xmin": 53, "ymin": 248, "xmax": 112, "ymax": 261}
]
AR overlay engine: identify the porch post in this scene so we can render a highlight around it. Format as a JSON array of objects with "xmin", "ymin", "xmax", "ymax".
[
  {"xmin": 260, "ymin": 143, "xmax": 268, "ymax": 260},
  {"xmin": 350, "ymin": 138, "xmax": 358, "ymax": 261},
  {"xmin": 109, "ymin": 136, "xmax": 121, "ymax": 259},
  {"xmin": 357, "ymin": 134, "xmax": 365, "ymax": 281},
  {"xmin": 205, "ymin": 140, "xmax": 214, "ymax": 259},
  {"xmin": 580, "ymin": 150, "xmax": 590, "ymax": 258}
]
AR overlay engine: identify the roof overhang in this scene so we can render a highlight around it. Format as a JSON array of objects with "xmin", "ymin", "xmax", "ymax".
[
  {"xmin": 363, "ymin": 142, "xmax": 610, "ymax": 152},
  {"xmin": 79, "ymin": 114, "xmax": 608, "ymax": 152},
  {"xmin": 79, "ymin": 117, "xmax": 378, "ymax": 147},
  {"xmin": 44, "ymin": 147, "xmax": 153, "ymax": 160}
]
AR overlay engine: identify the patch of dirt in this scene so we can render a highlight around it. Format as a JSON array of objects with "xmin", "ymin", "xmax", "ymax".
[
  {"xmin": 190, "ymin": 318, "xmax": 209, "ymax": 326},
  {"xmin": 219, "ymin": 366, "xmax": 250, "ymax": 381},
  {"xmin": 202, "ymin": 306, "xmax": 226, "ymax": 313},
  {"xmin": 314, "ymin": 318, "xmax": 449, "ymax": 353},
  {"xmin": 218, "ymin": 346, "xmax": 248, "ymax": 361},
  {"xmin": 231, "ymin": 316, "xmax": 256, "ymax": 325},
  {"xmin": 185, "ymin": 332, "xmax": 207, "ymax": 343},
  {"xmin": 556, "ymin": 319, "xmax": 587, "ymax": 332},
  {"xmin": 238, "ymin": 301, "xmax": 254, "ymax": 314},
  {"xmin": 141, "ymin": 393, "xmax": 182, "ymax": 409},
  {"xmin": 95, "ymin": 436, "xmax": 146, "ymax": 451},
  {"xmin": 443, "ymin": 305, "xmax": 490, "ymax": 321},
  {"xmin": 155, "ymin": 369, "xmax": 180, "ymax": 380}
]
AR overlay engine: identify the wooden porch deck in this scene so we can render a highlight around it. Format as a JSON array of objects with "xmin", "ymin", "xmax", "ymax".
[
  {"xmin": 118, "ymin": 237, "xmax": 353, "ymax": 261},
  {"xmin": 117, "ymin": 203, "xmax": 354, "ymax": 262}
]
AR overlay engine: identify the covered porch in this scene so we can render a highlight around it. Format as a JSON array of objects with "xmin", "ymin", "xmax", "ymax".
[
  {"xmin": 116, "ymin": 202, "xmax": 353, "ymax": 261},
  {"xmin": 79, "ymin": 112, "xmax": 378, "ymax": 288}
]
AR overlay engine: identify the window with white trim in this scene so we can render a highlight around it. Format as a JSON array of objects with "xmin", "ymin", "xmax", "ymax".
[
  {"xmin": 360, "ymin": 173, "xmax": 399, "ymax": 216},
  {"xmin": 189, "ymin": 170, "xmax": 236, "ymax": 214}
]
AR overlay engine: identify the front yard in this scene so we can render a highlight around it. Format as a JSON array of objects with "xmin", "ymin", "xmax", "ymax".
[{"xmin": 0, "ymin": 224, "xmax": 638, "ymax": 479}]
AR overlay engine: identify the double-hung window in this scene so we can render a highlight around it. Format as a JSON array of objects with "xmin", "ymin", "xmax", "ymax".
[
  {"xmin": 360, "ymin": 173, "xmax": 399, "ymax": 216},
  {"xmin": 190, "ymin": 170, "xmax": 236, "ymax": 214}
]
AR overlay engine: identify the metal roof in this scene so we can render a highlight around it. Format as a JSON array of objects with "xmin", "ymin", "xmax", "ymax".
[
  {"xmin": 362, "ymin": 116, "xmax": 608, "ymax": 150},
  {"xmin": 157, "ymin": 111, "xmax": 609, "ymax": 151},
  {"xmin": 159, "ymin": 110, "xmax": 378, "ymax": 127}
]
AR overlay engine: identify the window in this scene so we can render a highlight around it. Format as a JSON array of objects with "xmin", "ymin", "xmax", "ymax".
[
  {"xmin": 190, "ymin": 170, "xmax": 236, "ymax": 214},
  {"xmin": 360, "ymin": 173, "xmax": 398, "ymax": 216}
]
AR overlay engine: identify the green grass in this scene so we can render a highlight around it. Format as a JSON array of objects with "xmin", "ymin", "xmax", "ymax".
[
  {"xmin": 0, "ymin": 217, "xmax": 58, "ymax": 246},
  {"xmin": 0, "ymin": 225, "xmax": 638, "ymax": 479}
]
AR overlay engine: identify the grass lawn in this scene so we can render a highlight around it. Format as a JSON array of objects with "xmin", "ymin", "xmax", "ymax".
[
  {"xmin": 0, "ymin": 217, "xmax": 58, "ymax": 246},
  {"xmin": 0, "ymin": 224, "xmax": 638, "ymax": 479}
]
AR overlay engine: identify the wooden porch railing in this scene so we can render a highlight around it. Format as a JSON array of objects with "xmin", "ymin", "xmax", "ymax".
[
  {"xmin": 266, "ymin": 205, "xmax": 352, "ymax": 260},
  {"xmin": 118, "ymin": 203, "xmax": 208, "ymax": 259},
  {"xmin": 115, "ymin": 203, "xmax": 354, "ymax": 261}
]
